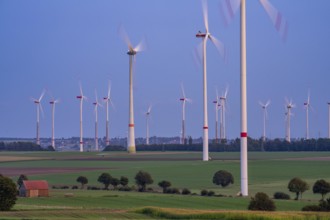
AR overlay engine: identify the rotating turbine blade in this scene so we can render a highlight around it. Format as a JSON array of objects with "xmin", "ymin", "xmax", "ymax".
[
  {"xmin": 265, "ymin": 100, "xmax": 271, "ymax": 107},
  {"xmin": 181, "ymin": 83, "xmax": 186, "ymax": 99},
  {"xmin": 202, "ymin": 0, "xmax": 209, "ymax": 33},
  {"xmin": 134, "ymin": 37, "xmax": 147, "ymax": 53},
  {"xmin": 209, "ymin": 35, "xmax": 226, "ymax": 60},
  {"xmin": 259, "ymin": 0, "xmax": 288, "ymax": 41},
  {"xmin": 107, "ymin": 81, "xmax": 111, "ymax": 100},
  {"xmin": 39, "ymin": 90, "xmax": 45, "ymax": 102},
  {"xmin": 79, "ymin": 82, "xmax": 83, "ymax": 96},
  {"xmin": 39, "ymin": 102, "xmax": 45, "ymax": 118},
  {"xmin": 219, "ymin": 0, "xmax": 241, "ymax": 26},
  {"xmin": 224, "ymin": 85, "xmax": 229, "ymax": 99},
  {"xmin": 118, "ymin": 25, "xmax": 133, "ymax": 51},
  {"xmin": 147, "ymin": 104, "xmax": 152, "ymax": 114}
]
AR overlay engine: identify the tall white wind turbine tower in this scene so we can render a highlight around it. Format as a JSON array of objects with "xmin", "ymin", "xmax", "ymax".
[
  {"xmin": 328, "ymin": 102, "xmax": 330, "ymax": 139},
  {"xmin": 285, "ymin": 99, "xmax": 295, "ymax": 143},
  {"xmin": 76, "ymin": 83, "xmax": 87, "ymax": 152},
  {"xmin": 213, "ymin": 89, "xmax": 220, "ymax": 144},
  {"xmin": 93, "ymin": 90, "xmax": 102, "ymax": 151},
  {"xmin": 32, "ymin": 90, "xmax": 45, "ymax": 146},
  {"xmin": 259, "ymin": 100, "xmax": 270, "ymax": 142},
  {"xmin": 145, "ymin": 105, "xmax": 152, "ymax": 145},
  {"xmin": 221, "ymin": 0, "xmax": 288, "ymax": 196},
  {"xmin": 103, "ymin": 81, "xmax": 113, "ymax": 147},
  {"xmin": 119, "ymin": 26, "xmax": 145, "ymax": 154},
  {"xmin": 49, "ymin": 98, "xmax": 59, "ymax": 149},
  {"xmin": 196, "ymin": 0, "xmax": 226, "ymax": 161},
  {"xmin": 303, "ymin": 91, "xmax": 311, "ymax": 140},
  {"xmin": 219, "ymin": 87, "xmax": 228, "ymax": 141},
  {"xmin": 179, "ymin": 84, "xmax": 191, "ymax": 145}
]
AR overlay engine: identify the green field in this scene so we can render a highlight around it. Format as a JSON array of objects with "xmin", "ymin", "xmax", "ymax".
[{"xmin": 1, "ymin": 151, "xmax": 330, "ymax": 219}]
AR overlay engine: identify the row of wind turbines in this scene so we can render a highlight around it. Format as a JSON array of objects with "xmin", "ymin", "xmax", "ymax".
[{"xmin": 33, "ymin": 0, "xmax": 291, "ymax": 197}]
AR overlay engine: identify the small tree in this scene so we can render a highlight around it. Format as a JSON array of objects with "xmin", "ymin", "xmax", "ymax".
[
  {"xmin": 313, "ymin": 179, "xmax": 330, "ymax": 200},
  {"xmin": 0, "ymin": 174, "xmax": 18, "ymax": 211},
  {"xmin": 288, "ymin": 177, "xmax": 309, "ymax": 200},
  {"xmin": 158, "ymin": 180, "xmax": 171, "ymax": 193},
  {"xmin": 110, "ymin": 177, "xmax": 120, "ymax": 190},
  {"xmin": 17, "ymin": 174, "xmax": 28, "ymax": 188},
  {"xmin": 120, "ymin": 176, "xmax": 129, "ymax": 186},
  {"xmin": 76, "ymin": 176, "xmax": 88, "ymax": 189},
  {"xmin": 97, "ymin": 173, "xmax": 112, "ymax": 190},
  {"xmin": 135, "ymin": 170, "xmax": 153, "ymax": 192},
  {"xmin": 212, "ymin": 170, "xmax": 234, "ymax": 187},
  {"xmin": 248, "ymin": 192, "xmax": 276, "ymax": 211}
]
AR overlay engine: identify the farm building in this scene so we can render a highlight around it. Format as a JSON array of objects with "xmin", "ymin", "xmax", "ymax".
[{"xmin": 19, "ymin": 180, "xmax": 49, "ymax": 197}]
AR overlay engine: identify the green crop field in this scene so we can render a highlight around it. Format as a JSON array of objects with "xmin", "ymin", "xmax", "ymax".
[{"xmin": 1, "ymin": 151, "xmax": 330, "ymax": 219}]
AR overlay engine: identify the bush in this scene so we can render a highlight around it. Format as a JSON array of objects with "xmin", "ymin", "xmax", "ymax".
[
  {"xmin": 248, "ymin": 192, "xmax": 276, "ymax": 211},
  {"xmin": 87, "ymin": 186, "xmax": 101, "ymax": 190},
  {"xmin": 0, "ymin": 174, "xmax": 18, "ymax": 211},
  {"xmin": 164, "ymin": 188, "xmax": 180, "ymax": 194},
  {"xmin": 212, "ymin": 170, "xmax": 234, "ymax": 187},
  {"xmin": 158, "ymin": 180, "xmax": 171, "ymax": 193},
  {"xmin": 98, "ymin": 173, "xmax": 112, "ymax": 190},
  {"xmin": 201, "ymin": 189, "xmax": 208, "ymax": 196},
  {"xmin": 302, "ymin": 205, "xmax": 322, "ymax": 211},
  {"xmin": 71, "ymin": 185, "xmax": 78, "ymax": 190},
  {"xmin": 120, "ymin": 176, "xmax": 129, "ymax": 187},
  {"xmin": 118, "ymin": 186, "xmax": 131, "ymax": 191},
  {"xmin": 61, "ymin": 186, "xmax": 69, "ymax": 189},
  {"xmin": 181, "ymin": 188, "xmax": 191, "ymax": 195},
  {"xmin": 273, "ymin": 192, "xmax": 290, "ymax": 200},
  {"xmin": 207, "ymin": 191, "xmax": 215, "ymax": 196}
]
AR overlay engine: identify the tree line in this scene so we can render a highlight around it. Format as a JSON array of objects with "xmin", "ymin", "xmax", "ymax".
[
  {"xmin": 0, "ymin": 142, "xmax": 54, "ymax": 151},
  {"xmin": 104, "ymin": 138, "xmax": 330, "ymax": 152}
]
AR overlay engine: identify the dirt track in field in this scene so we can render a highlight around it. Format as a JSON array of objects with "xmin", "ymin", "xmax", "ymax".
[{"xmin": 0, "ymin": 167, "xmax": 110, "ymax": 177}]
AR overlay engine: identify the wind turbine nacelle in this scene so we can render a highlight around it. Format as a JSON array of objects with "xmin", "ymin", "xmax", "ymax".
[
  {"xmin": 93, "ymin": 102, "xmax": 97, "ymax": 105},
  {"xmin": 304, "ymin": 103, "xmax": 307, "ymax": 105},
  {"xmin": 49, "ymin": 101, "xmax": 55, "ymax": 104},
  {"xmin": 213, "ymin": 101, "xmax": 217, "ymax": 104},
  {"xmin": 103, "ymin": 97, "xmax": 108, "ymax": 100},
  {"xmin": 127, "ymin": 50, "xmax": 137, "ymax": 55},
  {"xmin": 76, "ymin": 96, "xmax": 82, "ymax": 99},
  {"xmin": 196, "ymin": 32, "xmax": 206, "ymax": 38},
  {"xmin": 180, "ymin": 98, "xmax": 185, "ymax": 101},
  {"xmin": 34, "ymin": 101, "xmax": 40, "ymax": 104}
]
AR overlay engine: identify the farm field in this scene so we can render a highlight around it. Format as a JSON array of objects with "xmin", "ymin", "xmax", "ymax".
[{"xmin": 1, "ymin": 151, "xmax": 330, "ymax": 219}]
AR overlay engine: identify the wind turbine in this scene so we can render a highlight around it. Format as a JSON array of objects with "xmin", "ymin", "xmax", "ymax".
[
  {"xmin": 179, "ymin": 84, "xmax": 191, "ymax": 145},
  {"xmin": 145, "ymin": 104, "xmax": 152, "ymax": 145},
  {"xmin": 93, "ymin": 90, "xmax": 102, "ymax": 151},
  {"xmin": 213, "ymin": 89, "xmax": 219, "ymax": 144},
  {"xmin": 103, "ymin": 81, "xmax": 113, "ymax": 147},
  {"xmin": 76, "ymin": 83, "xmax": 87, "ymax": 152},
  {"xmin": 31, "ymin": 90, "xmax": 45, "ymax": 146},
  {"xmin": 219, "ymin": 87, "xmax": 228, "ymax": 141},
  {"xmin": 196, "ymin": 0, "xmax": 226, "ymax": 161},
  {"xmin": 119, "ymin": 26, "xmax": 145, "ymax": 154},
  {"xmin": 221, "ymin": 0, "xmax": 288, "ymax": 196},
  {"xmin": 259, "ymin": 100, "xmax": 270, "ymax": 142},
  {"xmin": 303, "ymin": 91, "xmax": 311, "ymax": 140},
  {"xmin": 49, "ymin": 97, "xmax": 59, "ymax": 150},
  {"xmin": 285, "ymin": 99, "xmax": 295, "ymax": 143}
]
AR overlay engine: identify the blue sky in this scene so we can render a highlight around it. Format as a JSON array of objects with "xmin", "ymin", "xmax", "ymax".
[{"xmin": 0, "ymin": 0, "xmax": 329, "ymax": 140}]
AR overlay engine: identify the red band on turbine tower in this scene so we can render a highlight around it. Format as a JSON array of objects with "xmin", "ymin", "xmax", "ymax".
[
  {"xmin": 129, "ymin": 124, "xmax": 134, "ymax": 127},
  {"xmin": 80, "ymin": 141, "xmax": 83, "ymax": 144},
  {"xmin": 203, "ymin": 126, "xmax": 208, "ymax": 129},
  {"xmin": 241, "ymin": 132, "xmax": 247, "ymax": 138}
]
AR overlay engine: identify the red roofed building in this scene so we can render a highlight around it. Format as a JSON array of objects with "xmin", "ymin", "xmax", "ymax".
[{"xmin": 19, "ymin": 180, "xmax": 49, "ymax": 197}]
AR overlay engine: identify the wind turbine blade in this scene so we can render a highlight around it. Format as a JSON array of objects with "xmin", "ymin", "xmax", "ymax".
[
  {"xmin": 259, "ymin": 0, "xmax": 288, "ymax": 41},
  {"xmin": 39, "ymin": 90, "xmax": 45, "ymax": 102},
  {"xmin": 202, "ymin": 0, "xmax": 209, "ymax": 33},
  {"xmin": 181, "ymin": 83, "xmax": 186, "ymax": 98},
  {"xmin": 108, "ymin": 81, "xmax": 111, "ymax": 99},
  {"xmin": 118, "ymin": 25, "xmax": 133, "ymax": 51},
  {"xmin": 219, "ymin": 0, "xmax": 241, "ymax": 26},
  {"xmin": 79, "ymin": 82, "xmax": 83, "ymax": 96},
  {"xmin": 307, "ymin": 90, "xmax": 310, "ymax": 105},
  {"xmin": 224, "ymin": 85, "xmax": 229, "ymax": 98},
  {"xmin": 265, "ymin": 100, "xmax": 271, "ymax": 107},
  {"xmin": 39, "ymin": 103, "xmax": 45, "ymax": 118},
  {"xmin": 265, "ymin": 108, "xmax": 269, "ymax": 119},
  {"xmin": 209, "ymin": 35, "xmax": 226, "ymax": 59},
  {"xmin": 186, "ymin": 98, "xmax": 193, "ymax": 103},
  {"xmin": 95, "ymin": 89, "xmax": 98, "ymax": 103},
  {"xmin": 216, "ymin": 87, "xmax": 219, "ymax": 100},
  {"xmin": 134, "ymin": 37, "xmax": 147, "ymax": 53}
]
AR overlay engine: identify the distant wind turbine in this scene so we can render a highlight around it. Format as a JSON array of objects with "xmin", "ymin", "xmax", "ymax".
[
  {"xmin": 196, "ymin": 0, "xmax": 226, "ymax": 161},
  {"xmin": 285, "ymin": 99, "xmax": 295, "ymax": 143},
  {"xmin": 93, "ymin": 90, "xmax": 102, "ymax": 151},
  {"xmin": 219, "ymin": 86, "xmax": 228, "ymax": 141},
  {"xmin": 119, "ymin": 26, "xmax": 145, "ymax": 154},
  {"xmin": 179, "ymin": 84, "xmax": 191, "ymax": 145},
  {"xmin": 49, "ymin": 97, "xmax": 59, "ymax": 150},
  {"xmin": 213, "ymin": 88, "xmax": 220, "ymax": 144},
  {"xmin": 31, "ymin": 90, "xmax": 45, "ymax": 146},
  {"xmin": 303, "ymin": 91, "xmax": 311, "ymax": 140},
  {"xmin": 76, "ymin": 82, "xmax": 87, "ymax": 152},
  {"xmin": 145, "ymin": 104, "xmax": 152, "ymax": 145},
  {"xmin": 221, "ymin": 0, "xmax": 288, "ymax": 196},
  {"xmin": 259, "ymin": 100, "xmax": 270, "ymax": 142},
  {"xmin": 103, "ymin": 81, "xmax": 113, "ymax": 147}
]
